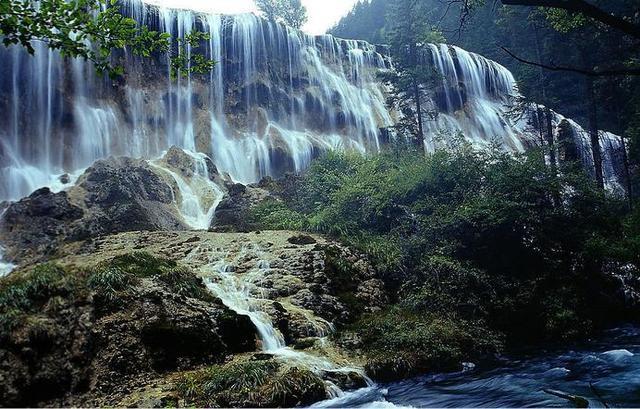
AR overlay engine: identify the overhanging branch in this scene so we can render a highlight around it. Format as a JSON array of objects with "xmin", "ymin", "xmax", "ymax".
[
  {"xmin": 500, "ymin": 0, "xmax": 640, "ymax": 40},
  {"xmin": 501, "ymin": 46, "xmax": 640, "ymax": 77}
]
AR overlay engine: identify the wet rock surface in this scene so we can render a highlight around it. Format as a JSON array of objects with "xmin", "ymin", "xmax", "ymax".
[
  {"xmin": 0, "ymin": 230, "xmax": 385, "ymax": 407},
  {"xmin": 0, "ymin": 151, "xmax": 224, "ymax": 265}
]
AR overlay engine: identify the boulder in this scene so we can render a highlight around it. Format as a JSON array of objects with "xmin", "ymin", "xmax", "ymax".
[
  {"xmin": 0, "ymin": 188, "xmax": 83, "ymax": 262},
  {"xmin": 0, "ymin": 156, "xmax": 188, "ymax": 265},
  {"xmin": 212, "ymin": 183, "xmax": 273, "ymax": 231}
]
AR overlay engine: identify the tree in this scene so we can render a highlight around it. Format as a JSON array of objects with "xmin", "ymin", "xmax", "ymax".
[
  {"xmin": 383, "ymin": 0, "xmax": 442, "ymax": 147},
  {"xmin": 0, "ymin": 0, "xmax": 212, "ymax": 78},
  {"xmin": 256, "ymin": 0, "xmax": 308, "ymax": 29}
]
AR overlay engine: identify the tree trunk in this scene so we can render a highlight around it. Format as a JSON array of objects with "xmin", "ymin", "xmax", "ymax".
[
  {"xmin": 586, "ymin": 77, "xmax": 605, "ymax": 190},
  {"xmin": 620, "ymin": 135, "xmax": 634, "ymax": 208},
  {"xmin": 545, "ymin": 107, "xmax": 557, "ymax": 171},
  {"xmin": 409, "ymin": 42, "xmax": 425, "ymax": 149},
  {"xmin": 414, "ymin": 80, "xmax": 425, "ymax": 148}
]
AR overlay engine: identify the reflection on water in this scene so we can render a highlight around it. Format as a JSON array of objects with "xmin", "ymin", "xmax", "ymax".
[{"xmin": 315, "ymin": 326, "xmax": 640, "ymax": 408}]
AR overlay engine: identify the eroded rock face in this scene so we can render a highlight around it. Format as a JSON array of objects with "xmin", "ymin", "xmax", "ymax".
[
  {"xmin": 78, "ymin": 156, "xmax": 186, "ymax": 234},
  {"xmin": 0, "ymin": 266, "xmax": 256, "ymax": 407},
  {"xmin": 0, "ymin": 188, "xmax": 84, "ymax": 262},
  {"xmin": 0, "ymin": 155, "xmax": 191, "ymax": 265},
  {"xmin": 213, "ymin": 183, "xmax": 274, "ymax": 231}
]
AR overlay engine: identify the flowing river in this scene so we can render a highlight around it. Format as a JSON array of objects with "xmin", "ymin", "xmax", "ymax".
[{"xmin": 314, "ymin": 326, "xmax": 640, "ymax": 408}]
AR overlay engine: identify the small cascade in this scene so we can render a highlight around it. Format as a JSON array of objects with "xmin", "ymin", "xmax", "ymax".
[
  {"xmin": 187, "ymin": 243, "xmax": 372, "ymax": 397},
  {"xmin": 150, "ymin": 149, "xmax": 224, "ymax": 230},
  {"xmin": 0, "ymin": 209, "xmax": 15, "ymax": 277},
  {"xmin": 204, "ymin": 255, "xmax": 287, "ymax": 351},
  {"xmin": 0, "ymin": 245, "xmax": 14, "ymax": 278}
]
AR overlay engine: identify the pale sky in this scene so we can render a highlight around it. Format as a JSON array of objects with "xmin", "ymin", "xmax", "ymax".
[{"xmin": 145, "ymin": 0, "xmax": 360, "ymax": 35}]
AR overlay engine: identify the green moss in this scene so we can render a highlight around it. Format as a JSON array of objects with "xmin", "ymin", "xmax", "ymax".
[
  {"xmin": 109, "ymin": 252, "xmax": 177, "ymax": 278},
  {"xmin": 176, "ymin": 358, "xmax": 327, "ymax": 408},
  {"xmin": 88, "ymin": 252, "xmax": 212, "ymax": 304},
  {"xmin": 0, "ymin": 263, "xmax": 73, "ymax": 334}
]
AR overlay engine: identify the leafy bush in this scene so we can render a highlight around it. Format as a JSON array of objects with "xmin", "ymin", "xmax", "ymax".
[{"xmin": 249, "ymin": 200, "xmax": 308, "ymax": 231}]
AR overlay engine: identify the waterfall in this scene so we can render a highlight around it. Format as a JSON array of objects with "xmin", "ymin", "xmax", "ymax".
[
  {"xmin": 422, "ymin": 44, "xmax": 523, "ymax": 151},
  {"xmin": 0, "ymin": 0, "xmax": 624, "ymax": 203},
  {"xmin": 150, "ymin": 150, "xmax": 225, "ymax": 230}
]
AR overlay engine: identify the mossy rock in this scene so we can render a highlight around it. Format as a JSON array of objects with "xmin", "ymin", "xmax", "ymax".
[{"xmin": 176, "ymin": 357, "xmax": 328, "ymax": 408}]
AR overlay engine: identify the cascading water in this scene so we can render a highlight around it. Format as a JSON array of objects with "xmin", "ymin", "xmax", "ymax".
[
  {"xmin": 0, "ymin": 209, "xmax": 14, "ymax": 277},
  {"xmin": 0, "ymin": 0, "xmax": 624, "ymax": 204},
  {"xmin": 422, "ymin": 43, "xmax": 625, "ymax": 188},
  {"xmin": 150, "ymin": 149, "xmax": 225, "ymax": 230},
  {"xmin": 0, "ymin": 0, "xmax": 394, "ymax": 202},
  {"xmin": 186, "ymin": 243, "xmax": 371, "ymax": 397}
]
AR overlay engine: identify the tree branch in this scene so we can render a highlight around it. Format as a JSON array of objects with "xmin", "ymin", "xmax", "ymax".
[
  {"xmin": 501, "ymin": 46, "xmax": 640, "ymax": 77},
  {"xmin": 500, "ymin": 0, "xmax": 640, "ymax": 40}
]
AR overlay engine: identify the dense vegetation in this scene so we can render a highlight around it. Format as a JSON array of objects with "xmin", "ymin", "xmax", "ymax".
[
  {"xmin": 251, "ymin": 144, "xmax": 640, "ymax": 373},
  {"xmin": 331, "ymin": 0, "xmax": 640, "ymax": 197}
]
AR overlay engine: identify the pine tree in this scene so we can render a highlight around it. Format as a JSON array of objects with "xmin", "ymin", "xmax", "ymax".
[{"xmin": 383, "ymin": 0, "xmax": 441, "ymax": 147}]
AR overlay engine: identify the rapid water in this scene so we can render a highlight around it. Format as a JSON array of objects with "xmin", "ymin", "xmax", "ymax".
[
  {"xmin": 0, "ymin": 0, "xmax": 623, "ymax": 203},
  {"xmin": 188, "ymin": 243, "xmax": 371, "ymax": 397},
  {"xmin": 0, "ymin": 245, "xmax": 14, "ymax": 277},
  {"xmin": 314, "ymin": 326, "xmax": 640, "ymax": 408},
  {"xmin": 150, "ymin": 149, "xmax": 224, "ymax": 230}
]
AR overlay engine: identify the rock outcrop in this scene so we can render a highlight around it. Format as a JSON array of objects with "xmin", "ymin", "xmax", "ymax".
[
  {"xmin": 0, "ymin": 149, "xmax": 230, "ymax": 266},
  {"xmin": 0, "ymin": 260, "xmax": 256, "ymax": 407}
]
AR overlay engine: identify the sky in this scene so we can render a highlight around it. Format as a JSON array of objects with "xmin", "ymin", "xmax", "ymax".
[{"xmin": 145, "ymin": 0, "xmax": 360, "ymax": 35}]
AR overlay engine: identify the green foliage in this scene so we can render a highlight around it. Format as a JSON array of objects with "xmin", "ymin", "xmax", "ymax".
[
  {"xmin": 255, "ymin": 146, "xmax": 638, "ymax": 345},
  {"xmin": 108, "ymin": 252, "xmax": 177, "ymax": 277},
  {"xmin": 177, "ymin": 359, "xmax": 326, "ymax": 407},
  {"xmin": 88, "ymin": 252, "xmax": 211, "ymax": 303},
  {"xmin": 87, "ymin": 266, "xmax": 136, "ymax": 303},
  {"xmin": 352, "ymin": 306, "xmax": 502, "ymax": 379},
  {"xmin": 0, "ymin": 263, "xmax": 72, "ymax": 333},
  {"xmin": 0, "ymin": 0, "xmax": 213, "ymax": 78},
  {"xmin": 249, "ymin": 200, "xmax": 308, "ymax": 230},
  {"xmin": 170, "ymin": 31, "xmax": 215, "ymax": 80},
  {"xmin": 256, "ymin": 0, "xmax": 308, "ymax": 29}
]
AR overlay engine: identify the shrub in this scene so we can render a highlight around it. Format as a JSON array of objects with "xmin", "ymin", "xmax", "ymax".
[
  {"xmin": 349, "ymin": 306, "xmax": 502, "ymax": 381},
  {"xmin": 249, "ymin": 200, "xmax": 308, "ymax": 231},
  {"xmin": 176, "ymin": 358, "xmax": 327, "ymax": 407},
  {"xmin": 108, "ymin": 252, "xmax": 177, "ymax": 277},
  {"xmin": 0, "ymin": 263, "xmax": 72, "ymax": 333}
]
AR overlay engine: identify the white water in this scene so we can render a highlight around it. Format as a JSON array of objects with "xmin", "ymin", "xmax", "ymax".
[
  {"xmin": 0, "ymin": 245, "xmax": 14, "ymax": 278},
  {"xmin": 150, "ymin": 150, "xmax": 225, "ymax": 230},
  {"xmin": 0, "ymin": 209, "xmax": 15, "ymax": 277},
  {"xmin": 0, "ymin": 0, "xmax": 621, "ymax": 205},
  {"xmin": 187, "ymin": 243, "xmax": 371, "ymax": 396}
]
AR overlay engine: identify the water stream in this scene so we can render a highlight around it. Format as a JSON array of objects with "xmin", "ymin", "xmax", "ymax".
[
  {"xmin": 150, "ymin": 150, "xmax": 225, "ymax": 230},
  {"xmin": 188, "ymin": 243, "xmax": 371, "ymax": 397},
  {"xmin": 313, "ymin": 326, "xmax": 640, "ymax": 408}
]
